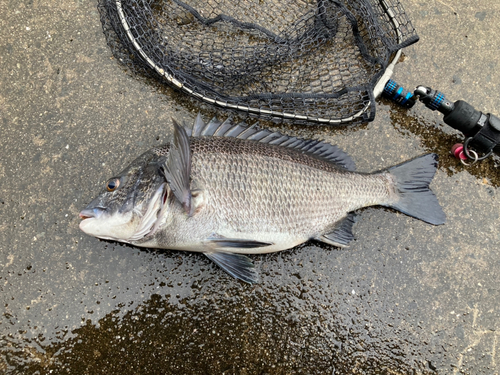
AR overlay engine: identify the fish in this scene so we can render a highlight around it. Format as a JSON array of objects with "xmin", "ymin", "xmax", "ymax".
[{"xmin": 79, "ymin": 114, "xmax": 445, "ymax": 283}]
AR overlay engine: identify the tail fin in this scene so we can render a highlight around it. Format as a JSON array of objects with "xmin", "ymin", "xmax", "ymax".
[{"xmin": 386, "ymin": 154, "xmax": 445, "ymax": 225}]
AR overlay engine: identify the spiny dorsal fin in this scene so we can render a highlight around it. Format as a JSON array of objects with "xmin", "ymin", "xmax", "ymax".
[{"xmin": 184, "ymin": 114, "xmax": 356, "ymax": 171}]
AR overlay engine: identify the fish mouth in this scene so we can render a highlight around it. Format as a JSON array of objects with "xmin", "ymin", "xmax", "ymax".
[
  {"xmin": 79, "ymin": 207, "xmax": 105, "ymax": 221},
  {"xmin": 79, "ymin": 212, "xmax": 93, "ymax": 220}
]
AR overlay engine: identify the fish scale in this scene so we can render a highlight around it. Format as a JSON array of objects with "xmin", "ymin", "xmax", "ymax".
[{"xmin": 168, "ymin": 136, "xmax": 393, "ymax": 240}]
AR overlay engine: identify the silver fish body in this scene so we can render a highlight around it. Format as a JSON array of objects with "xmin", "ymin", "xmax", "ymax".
[
  {"xmin": 80, "ymin": 115, "xmax": 445, "ymax": 282},
  {"xmin": 140, "ymin": 137, "xmax": 396, "ymax": 252}
]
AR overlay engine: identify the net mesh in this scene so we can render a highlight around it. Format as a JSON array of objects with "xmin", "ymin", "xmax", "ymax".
[{"xmin": 98, "ymin": 0, "xmax": 418, "ymax": 125}]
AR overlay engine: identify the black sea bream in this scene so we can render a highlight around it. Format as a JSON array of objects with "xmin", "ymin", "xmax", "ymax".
[{"xmin": 80, "ymin": 115, "xmax": 445, "ymax": 282}]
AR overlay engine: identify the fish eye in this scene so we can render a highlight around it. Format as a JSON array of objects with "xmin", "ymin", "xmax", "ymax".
[{"xmin": 106, "ymin": 178, "xmax": 120, "ymax": 192}]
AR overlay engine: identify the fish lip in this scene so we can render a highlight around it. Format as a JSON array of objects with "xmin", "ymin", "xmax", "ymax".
[
  {"xmin": 79, "ymin": 209, "xmax": 94, "ymax": 220},
  {"xmin": 79, "ymin": 207, "xmax": 106, "ymax": 220}
]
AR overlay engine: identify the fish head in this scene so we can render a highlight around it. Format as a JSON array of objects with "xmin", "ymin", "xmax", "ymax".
[{"xmin": 79, "ymin": 150, "xmax": 169, "ymax": 243}]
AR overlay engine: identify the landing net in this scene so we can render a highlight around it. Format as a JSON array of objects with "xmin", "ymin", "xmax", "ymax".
[{"xmin": 98, "ymin": 0, "xmax": 418, "ymax": 124}]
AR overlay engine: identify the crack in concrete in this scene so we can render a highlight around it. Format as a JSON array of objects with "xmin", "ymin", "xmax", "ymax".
[{"xmin": 453, "ymin": 303, "xmax": 498, "ymax": 373}]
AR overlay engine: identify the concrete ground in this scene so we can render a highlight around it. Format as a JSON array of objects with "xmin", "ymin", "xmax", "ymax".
[{"xmin": 1, "ymin": 0, "xmax": 499, "ymax": 374}]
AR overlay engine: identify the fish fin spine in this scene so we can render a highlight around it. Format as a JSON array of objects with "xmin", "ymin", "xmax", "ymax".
[{"xmin": 187, "ymin": 113, "xmax": 356, "ymax": 171}]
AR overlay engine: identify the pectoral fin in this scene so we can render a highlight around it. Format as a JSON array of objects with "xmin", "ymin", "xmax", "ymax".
[
  {"xmin": 316, "ymin": 212, "xmax": 358, "ymax": 247},
  {"xmin": 161, "ymin": 120, "xmax": 193, "ymax": 215},
  {"xmin": 204, "ymin": 252, "xmax": 258, "ymax": 284}
]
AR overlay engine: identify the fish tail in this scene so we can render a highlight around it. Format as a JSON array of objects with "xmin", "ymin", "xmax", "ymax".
[{"xmin": 386, "ymin": 153, "xmax": 445, "ymax": 225}]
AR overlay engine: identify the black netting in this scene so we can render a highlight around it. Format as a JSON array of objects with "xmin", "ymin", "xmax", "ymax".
[{"xmin": 98, "ymin": 0, "xmax": 418, "ymax": 125}]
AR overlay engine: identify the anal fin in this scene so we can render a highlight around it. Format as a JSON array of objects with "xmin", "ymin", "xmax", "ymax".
[
  {"xmin": 204, "ymin": 252, "xmax": 258, "ymax": 284},
  {"xmin": 316, "ymin": 212, "xmax": 358, "ymax": 247}
]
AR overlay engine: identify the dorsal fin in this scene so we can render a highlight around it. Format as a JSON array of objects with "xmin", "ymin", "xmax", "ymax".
[{"xmin": 184, "ymin": 114, "xmax": 356, "ymax": 171}]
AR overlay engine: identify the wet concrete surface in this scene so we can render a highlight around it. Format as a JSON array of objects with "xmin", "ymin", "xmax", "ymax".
[{"xmin": 1, "ymin": 0, "xmax": 499, "ymax": 374}]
